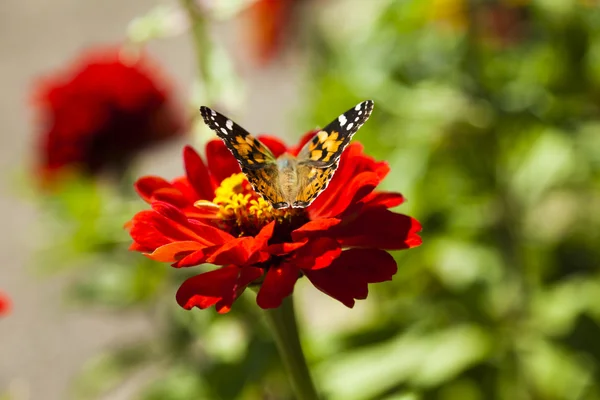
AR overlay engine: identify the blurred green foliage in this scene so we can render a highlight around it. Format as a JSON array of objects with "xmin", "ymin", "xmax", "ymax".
[
  {"xmin": 35, "ymin": 0, "xmax": 600, "ymax": 399},
  {"xmin": 300, "ymin": 0, "xmax": 600, "ymax": 399}
]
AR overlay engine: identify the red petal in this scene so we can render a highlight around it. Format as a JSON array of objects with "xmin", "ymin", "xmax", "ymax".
[
  {"xmin": 135, "ymin": 176, "xmax": 172, "ymax": 203},
  {"xmin": 247, "ymin": 221, "xmax": 276, "ymax": 263},
  {"xmin": 176, "ymin": 265, "xmax": 238, "ymax": 311},
  {"xmin": 305, "ymin": 249, "xmax": 397, "ymax": 308},
  {"xmin": 205, "ymin": 139, "xmax": 241, "ymax": 183},
  {"xmin": 176, "ymin": 265, "xmax": 262, "ymax": 313},
  {"xmin": 257, "ymin": 135, "xmax": 288, "ymax": 158},
  {"xmin": 184, "ymin": 146, "xmax": 215, "ymax": 201},
  {"xmin": 293, "ymin": 238, "xmax": 341, "ymax": 270},
  {"xmin": 129, "ymin": 210, "xmax": 171, "ymax": 250},
  {"xmin": 129, "ymin": 241, "xmax": 150, "ymax": 252},
  {"xmin": 172, "ymin": 247, "xmax": 212, "ymax": 268},
  {"xmin": 151, "ymin": 187, "xmax": 190, "ymax": 208},
  {"xmin": 217, "ymin": 266, "xmax": 264, "ymax": 313},
  {"xmin": 172, "ymin": 177, "xmax": 200, "ymax": 204},
  {"xmin": 151, "ymin": 201, "xmax": 189, "ymax": 226},
  {"xmin": 295, "ymin": 208, "xmax": 422, "ymax": 251},
  {"xmin": 256, "ymin": 263, "xmax": 299, "ymax": 309},
  {"xmin": 146, "ymin": 241, "xmax": 204, "ymax": 262},
  {"xmin": 187, "ymin": 219, "xmax": 235, "ymax": 245},
  {"xmin": 255, "ymin": 221, "xmax": 276, "ymax": 244},
  {"xmin": 360, "ymin": 191, "xmax": 405, "ymax": 209},
  {"xmin": 207, "ymin": 237, "xmax": 259, "ymax": 265},
  {"xmin": 337, "ymin": 209, "xmax": 422, "ymax": 250},
  {"xmin": 129, "ymin": 203, "xmax": 233, "ymax": 253},
  {"xmin": 314, "ymin": 171, "xmax": 380, "ymax": 219},
  {"xmin": 207, "ymin": 221, "xmax": 274, "ymax": 266},
  {"xmin": 268, "ymin": 240, "xmax": 307, "ymax": 256},
  {"xmin": 149, "ymin": 202, "xmax": 220, "ymax": 246},
  {"xmin": 172, "ymin": 222, "xmax": 272, "ymax": 267},
  {"xmin": 291, "ymin": 218, "xmax": 341, "ymax": 242}
]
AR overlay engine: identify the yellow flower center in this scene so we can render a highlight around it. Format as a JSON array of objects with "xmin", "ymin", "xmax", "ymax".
[{"xmin": 195, "ymin": 173, "xmax": 305, "ymax": 237}]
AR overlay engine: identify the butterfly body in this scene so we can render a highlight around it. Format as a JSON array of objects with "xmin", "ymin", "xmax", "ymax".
[
  {"xmin": 200, "ymin": 101, "xmax": 374, "ymax": 209},
  {"xmin": 276, "ymin": 154, "xmax": 300, "ymax": 206}
]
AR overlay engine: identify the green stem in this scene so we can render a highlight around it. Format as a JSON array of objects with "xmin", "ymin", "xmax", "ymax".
[
  {"xmin": 263, "ymin": 296, "xmax": 320, "ymax": 400},
  {"xmin": 180, "ymin": 0, "xmax": 214, "ymax": 101}
]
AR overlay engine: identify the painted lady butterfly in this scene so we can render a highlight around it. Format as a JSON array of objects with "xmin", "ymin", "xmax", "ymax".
[{"xmin": 200, "ymin": 100, "xmax": 374, "ymax": 209}]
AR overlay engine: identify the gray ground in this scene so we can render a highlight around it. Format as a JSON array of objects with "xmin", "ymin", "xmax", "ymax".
[{"xmin": 0, "ymin": 0, "xmax": 303, "ymax": 398}]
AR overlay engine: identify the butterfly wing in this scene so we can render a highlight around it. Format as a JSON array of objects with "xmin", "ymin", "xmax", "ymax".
[
  {"xmin": 199, "ymin": 106, "xmax": 276, "ymax": 170},
  {"xmin": 297, "ymin": 100, "xmax": 374, "ymax": 167},
  {"xmin": 200, "ymin": 106, "xmax": 289, "ymax": 208},
  {"xmin": 292, "ymin": 162, "xmax": 339, "ymax": 208},
  {"xmin": 292, "ymin": 100, "xmax": 374, "ymax": 208},
  {"xmin": 243, "ymin": 167, "xmax": 289, "ymax": 209}
]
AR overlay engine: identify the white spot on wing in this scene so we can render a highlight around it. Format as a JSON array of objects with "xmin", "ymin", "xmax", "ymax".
[
  {"xmin": 355, "ymin": 103, "xmax": 362, "ymax": 110},
  {"xmin": 338, "ymin": 114, "xmax": 347, "ymax": 126},
  {"xmin": 226, "ymin": 120, "xmax": 233, "ymax": 130},
  {"xmin": 358, "ymin": 111, "xmax": 362, "ymax": 115},
  {"xmin": 347, "ymin": 122, "xmax": 354, "ymax": 130},
  {"xmin": 211, "ymin": 109, "xmax": 216, "ymax": 116},
  {"xmin": 220, "ymin": 127, "xmax": 228, "ymax": 135}
]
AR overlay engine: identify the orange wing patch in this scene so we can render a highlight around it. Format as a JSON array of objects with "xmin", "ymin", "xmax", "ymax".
[
  {"xmin": 302, "ymin": 130, "xmax": 345, "ymax": 166},
  {"xmin": 230, "ymin": 135, "xmax": 273, "ymax": 168}
]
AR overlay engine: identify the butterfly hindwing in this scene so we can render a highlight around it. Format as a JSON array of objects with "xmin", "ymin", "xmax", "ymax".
[
  {"xmin": 292, "ymin": 162, "xmax": 339, "ymax": 208},
  {"xmin": 242, "ymin": 166, "xmax": 289, "ymax": 209},
  {"xmin": 199, "ymin": 106, "xmax": 276, "ymax": 170},
  {"xmin": 297, "ymin": 100, "xmax": 374, "ymax": 167}
]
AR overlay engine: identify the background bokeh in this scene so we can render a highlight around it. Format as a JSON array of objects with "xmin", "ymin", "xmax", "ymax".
[{"xmin": 2, "ymin": 0, "xmax": 600, "ymax": 399}]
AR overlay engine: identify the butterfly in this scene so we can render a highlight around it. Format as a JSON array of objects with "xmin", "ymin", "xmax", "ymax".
[{"xmin": 199, "ymin": 100, "xmax": 374, "ymax": 209}]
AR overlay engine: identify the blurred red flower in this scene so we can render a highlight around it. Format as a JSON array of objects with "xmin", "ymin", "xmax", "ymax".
[
  {"xmin": 477, "ymin": 2, "xmax": 530, "ymax": 48},
  {"xmin": 0, "ymin": 291, "xmax": 11, "ymax": 316},
  {"xmin": 128, "ymin": 133, "xmax": 421, "ymax": 313},
  {"xmin": 243, "ymin": 0, "xmax": 299, "ymax": 64},
  {"xmin": 33, "ymin": 46, "xmax": 186, "ymax": 184}
]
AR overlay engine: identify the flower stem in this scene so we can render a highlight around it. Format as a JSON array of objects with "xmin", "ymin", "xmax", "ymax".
[
  {"xmin": 263, "ymin": 296, "xmax": 320, "ymax": 400},
  {"xmin": 179, "ymin": 0, "xmax": 214, "ymax": 100}
]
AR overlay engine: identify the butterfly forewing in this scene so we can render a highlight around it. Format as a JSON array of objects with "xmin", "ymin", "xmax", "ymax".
[
  {"xmin": 199, "ymin": 106, "xmax": 276, "ymax": 170},
  {"xmin": 291, "ymin": 100, "xmax": 374, "ymax": 208},
  {"xmin": 297, "ymin": 100, "xmax": 374, "ymax": 167}
]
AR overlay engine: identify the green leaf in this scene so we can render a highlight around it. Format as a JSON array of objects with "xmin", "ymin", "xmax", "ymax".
[{"xmin": 317, "ymin": 325, "xmax": 491, "ymax": 400}]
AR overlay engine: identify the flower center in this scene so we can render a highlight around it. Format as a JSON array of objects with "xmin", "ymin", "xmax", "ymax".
[{"xmin": 199, "ymin": 173, "xmax": 307, "ymax": 238}]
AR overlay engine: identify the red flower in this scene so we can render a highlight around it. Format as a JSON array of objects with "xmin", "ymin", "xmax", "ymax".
[
  {"xmin": 242, "ymin": 0, "xmax": 300, "ymax": 64},
  {"xmin": 0, "ymin": 291, "xmax": 11, "ymax": 316},
  {"xmin": 128, "ymin": 133, "xmax": 421, "ymax": 313},
  {"xmin": 33, "ymin": 46, "xmax": 186, "ymax": 184}
]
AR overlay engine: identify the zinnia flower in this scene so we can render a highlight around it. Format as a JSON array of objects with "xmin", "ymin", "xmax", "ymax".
[
  {"xmin": 0, "ymin": 291, "xmax": 11, "ymax": 316},
  {"xmin": 128, "ymin": 133, "xmax": 421, "ymax": 313},
  {"xmin": 33, "ymin": 46, "xmax": 186, "ymax": 184}
]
